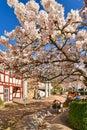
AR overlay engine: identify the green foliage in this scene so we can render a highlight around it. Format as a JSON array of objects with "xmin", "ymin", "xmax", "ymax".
[
  {"xmin": 51, "ymin": 88, "xmax": 62, "ymax": 95},
  {"xmin": 80, "ymin": 91, "xmax": 87, "ymax": 95},
  {"xmin": 68, "ymin": 101, "xmax": 87, "ymax": 130},
  {"xmin": 0, "ymin": 98, "xmax": 4, "ymax": 106},
  {"xmin": 51, "ymin": 79, "xmax": 62, "ymax": 95}
]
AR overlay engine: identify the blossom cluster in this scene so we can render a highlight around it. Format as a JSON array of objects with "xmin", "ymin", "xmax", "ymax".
[{"xmin": 0, "ymin": 0, "xmax": 86, "ymax": 82}]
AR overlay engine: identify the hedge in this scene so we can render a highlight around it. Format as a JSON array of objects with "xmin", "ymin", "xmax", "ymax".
[{"xmin": 68, "ymin": 101, "xmax": 87, "ymax": 130}]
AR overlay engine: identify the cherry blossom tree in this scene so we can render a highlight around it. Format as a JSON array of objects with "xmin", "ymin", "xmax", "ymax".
[{"xmin": 0, "ymin": 0, "xmax": 87, "ymax": 86}]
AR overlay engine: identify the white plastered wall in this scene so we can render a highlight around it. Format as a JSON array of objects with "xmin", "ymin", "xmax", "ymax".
[{"xmin": 0, "ymin": 85, "xmax": 4, "ymax": 101}]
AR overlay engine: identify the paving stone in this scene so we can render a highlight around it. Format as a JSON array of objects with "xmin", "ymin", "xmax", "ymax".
[{"xmin": 0, "ymin": 95, "xmax": 73, "ymax": 130}]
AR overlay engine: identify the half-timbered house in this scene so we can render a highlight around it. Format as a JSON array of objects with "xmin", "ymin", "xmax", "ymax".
[{"xmin": 0, "ymin": 64, "xmax": 23, "ymax": 103}]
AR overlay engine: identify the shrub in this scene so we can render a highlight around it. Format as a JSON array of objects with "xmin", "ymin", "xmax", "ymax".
[
  {"xmin": 51, "ymin": 89, "xmax": 57, "ymax": 94},
  {"xmin": 51, "ymin": 88, "xmax": 62, "ymax": 95},
  {"xmin": 68, "ymin": 101, "xmax": 87, "ymax": 130},
  {"xmin": 0, "ymin": 98, "xmax": 4, "ymax": 106},
  {"xmin": 80, "ymin": 91, "xmax": 87, "ymax": 95}
]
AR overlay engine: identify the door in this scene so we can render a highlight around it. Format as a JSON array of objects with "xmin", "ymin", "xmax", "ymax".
[{"xmin": 4, "ymin": 88, "xmax": 9, "ymax": 102}]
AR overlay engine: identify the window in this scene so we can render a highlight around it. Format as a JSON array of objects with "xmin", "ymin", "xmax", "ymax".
[{"xmin": 0, "ymin": 67, "xmax": 4, "ymax": 72}]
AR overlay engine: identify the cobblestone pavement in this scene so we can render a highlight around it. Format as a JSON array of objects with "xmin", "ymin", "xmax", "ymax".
[
  {"xmin": 44, "ymin": 108, "xmax": 73, "ymax": 130},
  {"xmin": 0, "ymin": 94, "xmax": 73, "ymax": 130},
  {"xmin": 14, "ymin": 94, "xmax": 67, "ymax": 104}
]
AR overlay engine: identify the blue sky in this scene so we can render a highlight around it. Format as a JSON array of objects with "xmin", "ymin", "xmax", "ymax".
[{"xmin": 0, "ymin": 0, "xmax": 84, "ymax": 50}]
